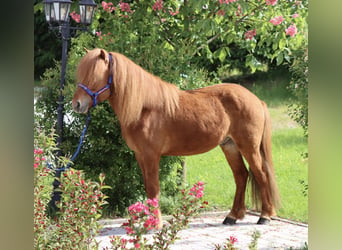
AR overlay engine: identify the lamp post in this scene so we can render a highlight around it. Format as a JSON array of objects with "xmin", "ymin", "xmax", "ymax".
[
  {"xmin": 43, "ymin": 0, "xmax": 97, "ymax": 156},
  {"xmin": 43, "ymin": 0, "xmax": 97, "ymax": 212}
]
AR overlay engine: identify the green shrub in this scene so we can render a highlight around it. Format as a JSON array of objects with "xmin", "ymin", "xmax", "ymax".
[{"xmin": 288, "ymin": 46, "xmax": 308, "ymax": 137}]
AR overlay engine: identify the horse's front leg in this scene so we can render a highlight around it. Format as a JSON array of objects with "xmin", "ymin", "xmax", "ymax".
[{"xmin": 135, "ymin": 152, "xmax": 163, "ymax": 229}]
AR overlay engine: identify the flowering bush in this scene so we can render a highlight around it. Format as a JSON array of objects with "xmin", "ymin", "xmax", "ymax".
[
  {"xmin": 90, "ymin": 0, "xmax": 307, "ymax": 74},
  {"xmin": 34, "ymin": 127, "xmax": 110, "ymax": 249},
  {"xmin": 107, "ymin": 181, "xmax": 208, "ymax": 249}
]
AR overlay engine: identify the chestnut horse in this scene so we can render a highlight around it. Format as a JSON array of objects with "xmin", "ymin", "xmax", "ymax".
[{"xmin": 72, "ymin": 48, "xmax": 281, "ymax": 228}]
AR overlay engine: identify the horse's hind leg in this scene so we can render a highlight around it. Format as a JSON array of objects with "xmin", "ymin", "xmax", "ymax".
[
  {"xmin": 220, "ymin": 139, "xmax": 249, "ymax": 225},
  {"xmin": 240, "ymin": 149, "xmax": 276, "ymax": 224}
]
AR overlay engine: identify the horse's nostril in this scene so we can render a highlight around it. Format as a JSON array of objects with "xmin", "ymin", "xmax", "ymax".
[{"xmin": 73, "ymin": 100, "xmax": 81, "ymax": 112}]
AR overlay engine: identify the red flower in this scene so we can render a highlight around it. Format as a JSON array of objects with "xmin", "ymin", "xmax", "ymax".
[
  {"xmin": 244, "ymin": 29, "xmax": 257, "ymax": 40},
  {"xmin": 265, "ymin": 0, "xmax": 277, "ymax": 6},
  {"xmin": 146, "ymin": 198, "xmax": 159, "ymax": 208},
  {"xmin": 70, "ymin": 11, "xmax": 80, "ymax": 23},
  {"xmin": 119, "ymin": 1, "xmax": 132, "ymax": 13},
  {"xmin": 230, "ymin": 235, "xmax": 238, "ymax": 244},
  {"xmin": 153, "ymin": 0, "xmax": 163, "ymax": 12}
]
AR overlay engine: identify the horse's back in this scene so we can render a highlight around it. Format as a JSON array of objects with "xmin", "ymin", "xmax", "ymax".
[
  {"xmin": 161, "ymin": 84, "xmax": 264, "ymax": 155},
  {"xmin": 188, "ymin": 83, "xmax": 264, "ymax": 117}
]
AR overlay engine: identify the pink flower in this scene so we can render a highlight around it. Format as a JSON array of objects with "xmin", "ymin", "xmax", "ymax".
[
  {"xmin": 196, "ymin": 190, "xmax": 204, "ymax": 198},
  {"xmin": 217, "ymin": 9, "xmax": 225, "ymax": 16},
  {"xmin": 292, "ymin": 13, "xmax": 300, "ymax": 18},
  {"xmin": 128, "ymin": 201, "xmax": 150, "ymax": 215},
  {"xmin": 34, "ymin": 148, "xmax": 43, "ymax": 155},
  {"xmin": 102, "ymin": 1, "xmax": 116, "ymax": 13},
  {"xmin": 143, "ymin": 214, "xmax": 159, "ymax": 230},
  {"xmin": 285, "ymin": 24, "xmax": 297, "ymax": 37},
  {"xmin": 153, "ymin": 0, "xmax": 163, "ymax": 12},
  {"xmin": 219, "ymin": 0, "xmax": 237, "ymax": 4},
  {"xmin": 189, "ymin": 182, "xmax": 205, "ymax": 198},
  {"xmin": 119, "ymin": 1, "xmax": 132, "ymax": 13},
  {"xmin": 70, "ymin": 11, "xmax": 80, "ymax": 23},
  {"xmin": 270, "ymin": 15, "xmax": 284, "ymax": 26},
  {"xmin": 169, "ymin": 7, "xmax": 179, "ymax": 16},
  {"xmin": 134, "ymin": 243, "xmax": 140, "ymax": 249},
  {"xmin": 244, "ymin": 29, "xmax": 257, "ymax": 40},
  {"xmin": 146, "ymin": 198, "xmax": 159, "ymax": 208},
  {"xmin": 235, "ymin": 4, "xmax": 242, "ymax": 16},
  {"xmin": 265, "ymin": 0, "xmax": 277, "ymax": 6},
  {"xmin": 230, "ymin": 235, "xmax": 238, "ymax": 244},
  {"xmin": 121, "ymin": 238, "xmax": 128, "ymax": 245},
  {"xmin": 125, "ymin": 226, "xmax": 135, "ymax": 235}
]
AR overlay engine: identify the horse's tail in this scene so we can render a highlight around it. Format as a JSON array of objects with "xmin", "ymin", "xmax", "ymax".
[{"xmin": 249, "ymin": 101, "xmax": 281, "ymax": 211}]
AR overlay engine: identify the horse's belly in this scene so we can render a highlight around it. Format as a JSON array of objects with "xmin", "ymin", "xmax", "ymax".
[
  {"xmin": 163, "ymin": 142, "xmax": 218, "ymax": 156},
  {"xmin": 162, "ymin": 121, "xmax": 228, "ymax": 156}
]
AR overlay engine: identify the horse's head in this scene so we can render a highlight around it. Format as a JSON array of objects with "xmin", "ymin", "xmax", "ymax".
[{"xmin": 72, "ymin": 48, "xmax": 113, "ymax": 113}]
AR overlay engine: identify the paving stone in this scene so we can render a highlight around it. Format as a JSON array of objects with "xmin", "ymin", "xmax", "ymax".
[{"xmin": 96, "ymin": 211, "xmax": 308, "ymax": 249}]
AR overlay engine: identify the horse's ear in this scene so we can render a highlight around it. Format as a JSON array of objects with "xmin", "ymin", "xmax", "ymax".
[
  {"xmin": 100, "ymin": 49, "xmax": 107, "ymax": 60},
  {"xmin": 84, "ymin": 47, "xmax": 89, "ymax": 53}
]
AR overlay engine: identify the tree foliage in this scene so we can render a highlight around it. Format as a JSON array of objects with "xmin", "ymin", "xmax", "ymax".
[{"xmin": 87, "ymin": 0, "xmax": 307, "ymax": 74}]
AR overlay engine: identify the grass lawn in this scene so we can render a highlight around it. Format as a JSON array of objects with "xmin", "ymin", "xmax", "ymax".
[{"xmin": 185, "ymin": 75, "xmax": 308, "ymax": 223}]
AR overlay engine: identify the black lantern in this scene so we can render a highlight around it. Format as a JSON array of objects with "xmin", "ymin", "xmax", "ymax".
[
  {"xmin": 79, "ymin": 0, "xmax": 97, "ymax": 25},
  {"xmin": 43, "ymin": 0, "xmax": 55, "ymax": 23},
  {"xmin": 43, "ymin": 0, "xmax": 96, "ymax": 26},
  {"xmin": 42, "ymin": 0, "xmax": 97, "ymax": 157},
  {"xmin": 44, "ymin": 0, "xmax": 72, "ymax": 24}
]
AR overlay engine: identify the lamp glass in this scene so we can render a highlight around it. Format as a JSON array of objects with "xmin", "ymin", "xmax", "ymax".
[
  {"xmin": 52, "ymin": 1, "xmax": 71, "ymax": 23},
  {"xmin": 44, "ymin": 2, "xmax": 56, "ymax": 23},
  {"xmin": 79, "ymin": 0, "xmax": 97, "ymax": 25},
  {"xmin": 60, "ymin": 3, "xmax": 71, "ymax": 22},
  {"xmin": 53, "ymin": 2, "xmax": 60, "ymax": 22}
]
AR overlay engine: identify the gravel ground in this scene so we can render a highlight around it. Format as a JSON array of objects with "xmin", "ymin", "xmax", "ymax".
[{"xmin": 96, "ymin": 211, "xmax": 308, "ymax": 249}]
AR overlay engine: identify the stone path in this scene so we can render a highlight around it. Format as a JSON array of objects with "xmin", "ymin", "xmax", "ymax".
[{"xmin": 96, "ymin": 211, "xmax": 308, "ymax": 249}]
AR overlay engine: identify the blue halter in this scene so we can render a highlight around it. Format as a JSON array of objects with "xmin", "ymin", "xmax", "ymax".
[{"xmin": 77, "ymin": 53, "xmax": 113, "ymax": 107}]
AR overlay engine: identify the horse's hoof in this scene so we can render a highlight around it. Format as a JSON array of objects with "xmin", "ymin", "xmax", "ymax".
[
  {"xmin": 223, "ymin": 216, "xmax": 236, "ymax": 225},
  {"xmin": 257, "ymin": 217, "xmax": 271, "ymax": 225}
]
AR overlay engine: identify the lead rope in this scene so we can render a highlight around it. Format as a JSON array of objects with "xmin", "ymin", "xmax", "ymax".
[{"xmin": 47, "ymin": 111, "xmax": 91, "ymax": 213}]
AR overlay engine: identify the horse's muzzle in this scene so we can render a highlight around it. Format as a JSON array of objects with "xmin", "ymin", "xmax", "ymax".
[{"xmin": 72, "ymin": 99, "xmax": 90, "ymax": 114}]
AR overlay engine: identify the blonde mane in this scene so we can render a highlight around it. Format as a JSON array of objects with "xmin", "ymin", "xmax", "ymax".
[{"xmin": 110, "ymin": 52, "xmax": 180, "ymax": 126}]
